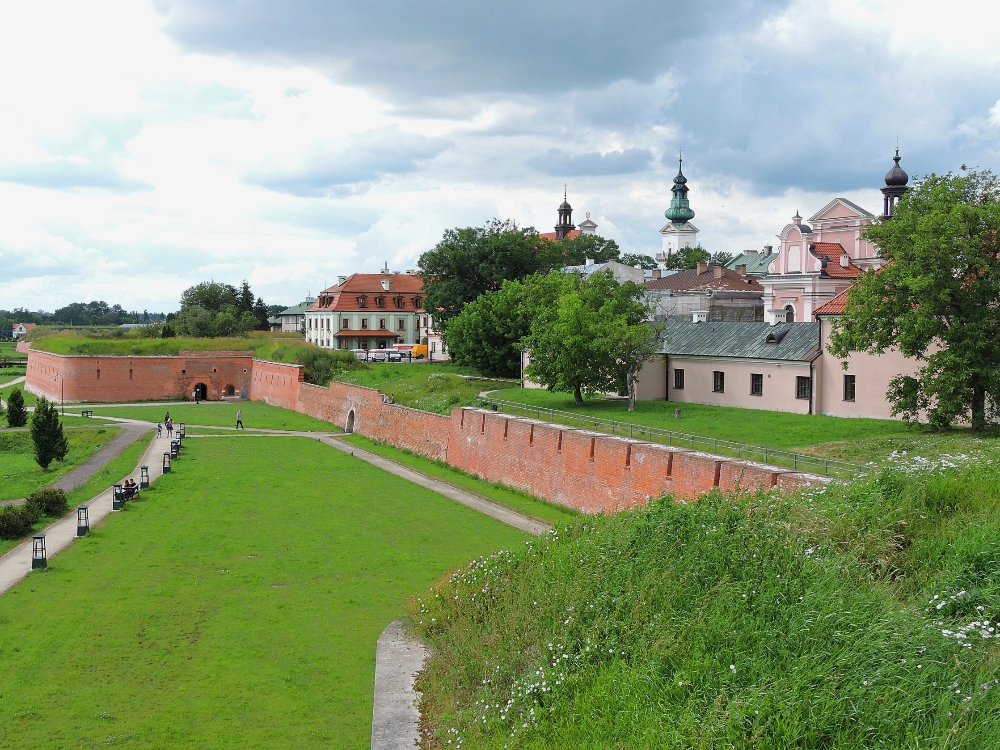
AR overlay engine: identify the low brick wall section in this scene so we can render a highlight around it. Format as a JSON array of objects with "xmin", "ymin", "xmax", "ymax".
[
  {"xmin": 16, "ymin": 341, "xmax": 30, "ymax": 353},
  {"xmin": 447, "ymin": 408, "xmax": 824, "ymax": 511},
  {"xmin": 26, "ymin": 349, "xmax": 253, "ymax": 403},
  {"xmin": 250, "ymin": 359, "xmax": 304, "ymax": 409}
]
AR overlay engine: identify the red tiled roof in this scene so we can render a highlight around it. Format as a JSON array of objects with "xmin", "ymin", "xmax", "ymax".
[
  {"xmin": 538, "ymin": 229, "xmax": 582, "ymax": 241},
  {"xmin": 811, "ymin": 242, "xmax": 862, "ymax": 278},
  {"xmin": 645, "ymin": 267, "xmax": 764, "ymax": 292},
  {"xmin": 308, "ymin": 273, "xmax": 425, "ymax": 313},
  {"xmin": 16, "ymin": 322, "xmax": 36, "ymax": 330},
  {"xmin": 813, "ymin": 288, "xmax": 850, "ymax": 316}
]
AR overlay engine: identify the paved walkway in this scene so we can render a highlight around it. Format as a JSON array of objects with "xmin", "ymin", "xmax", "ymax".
[
  {"xmin": 372, "ymin": 619, "xmax": 427, "ymax": 750},
  {"xmin": 0, "ymin": 428, "xmax": 173, "ymax": 594}
]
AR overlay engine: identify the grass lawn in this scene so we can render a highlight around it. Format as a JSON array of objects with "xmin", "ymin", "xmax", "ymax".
[
  {"xmin": 0, "ymin": 427, "xmax": 119, "ymax": 501},
  {"xmin": 1, "ymin": 381, "xmax": 34, "ymax": 408},
  {"xmin": 339, "ymin": 433, "xmax": 578, "ymax": 527},
  {"xmin": 86, "ymin": 401, "xmax": 338, "ymax": 432},
  {"xmin": 0, "ymin": 436, "xmax": 527, "ymax": 749},
  {"xmin": 332, "ymin": 363, "xmax": 519, "ymax": 414},
  {"xmin": 500, "ymin": 388, "xmax": 917, "ymax": 455}
]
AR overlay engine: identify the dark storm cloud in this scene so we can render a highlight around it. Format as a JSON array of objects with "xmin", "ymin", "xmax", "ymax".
[
  {"xmin": 155, "ymin": 0, "xmax": 790, "ymax": 96},
  {"xmin": 529, "ymin": 147, "xmax": 653, "ymax": 176},
  {"xmin": 247, "ymin": 126, "xmax": 450, "ymax": 196}
]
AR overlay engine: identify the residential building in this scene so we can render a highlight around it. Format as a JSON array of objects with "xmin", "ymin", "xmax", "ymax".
[
  {"xmin": 724, "ymin": 248, "xmax": 778, "ymax": 277},
  {"xmin": 646, "ymin": 264, "xmax": 764, "ymax": 322},
  {"xmin": 276, "ymin": 298, "xmax": 316, "ymax": 333},
  {"xmin": 12, "ymin": 322, "xmax": 36, "ymax": 339}
]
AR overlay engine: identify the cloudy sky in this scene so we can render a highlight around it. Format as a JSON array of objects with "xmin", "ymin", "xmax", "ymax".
[{"xmin": 2, "ymin": 0, "xmax": 999, "ymax": 313}]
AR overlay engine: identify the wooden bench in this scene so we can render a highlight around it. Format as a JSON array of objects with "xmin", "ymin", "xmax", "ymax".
[{"xmin": 81, "ymin": 410, "xmax": 93, "ymax": 418}]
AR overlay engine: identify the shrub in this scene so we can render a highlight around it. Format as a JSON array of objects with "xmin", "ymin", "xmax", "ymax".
[
  {"xmin": 30, "ymin": 397, "xmax": 69, "ymax": 469},
  {"xmin": 0, "ymin": 505, "xmax": 37, "ymax": 540},
  {"xmin": 25, "ymin": 488, "xmax": 68, "ymax": 518},
  {"xmin": 6, "ymin": 387, "xmax": 27, "ymax": 427}
]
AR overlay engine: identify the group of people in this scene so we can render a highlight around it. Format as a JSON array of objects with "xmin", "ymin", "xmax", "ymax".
[
  {"xmin": 122, "ymin": 476, "xmax": 139, "ymax": 497},
  {"xmin": 381, "ymin": 394, "xmax": 396, "ymax": 404},
  {"xmin": 156, "ymin": 412, "xmax": 176, "ymax": 438}
]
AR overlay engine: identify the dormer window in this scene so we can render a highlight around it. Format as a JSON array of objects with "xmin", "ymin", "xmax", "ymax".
[
  {"xmin": 412, "ymin": 297, "xmax": 423, "ymax": 309},
  {"xmin": 357, "ymin": 296, "xmax": 367, "ymax": 308},
  {"xmin": 375, "ymin": 296, "xmax": 386, "ymax": 308},
  {"xmin": 393, "ymin": 297, "xmax": 405, "ymax": 309}
]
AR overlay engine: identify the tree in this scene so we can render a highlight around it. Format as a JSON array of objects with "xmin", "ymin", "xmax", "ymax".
[
  {"xmin": 829, "ymin": 168, "xmax": 1000, "ymax": 430},
  {"xmin": 418, "ymin": 219, "xmax": 563, "ymax": 328},
  {"xmin": 557, "ymin": 234, "xmax": 620, "ymax": 265},
  {"xmin": 710, "ymin": 251, "xmax": 735, "ymax": 267},
  {"xmin": 30, "ymin": 396, "xmax": 68, "ymax": 470},
  {"xmin": 663, "ymin": 245, "xmax": 710, "ymax": 270},
  {"xmin": 621, "ymin": 253, "xmax": 658, "ymax": 270},
  {"xmin": 445, "ymin": 279, "xmax": 532, "ymax": 378},
  {"xmin": 180, "ymin": 281, "xmax": 239, "ymax": 315},
  {"xmin": 6, "ymin": 388, "xmax": 27, "ymax": 427}
]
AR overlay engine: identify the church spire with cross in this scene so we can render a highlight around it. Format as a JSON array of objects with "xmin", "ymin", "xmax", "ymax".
[
  {"xmin": 555, "ymin": 184, "xmax": 576, "ymax": 240},
  {"xmin": 658, "ymin": 151, "xmax": 700, "ymax": 261}
]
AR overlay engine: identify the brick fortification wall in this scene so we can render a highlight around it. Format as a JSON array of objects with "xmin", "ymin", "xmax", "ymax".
[{"xmin": 25, "ymin": 349, "xmax": 253, "ymax": 403}]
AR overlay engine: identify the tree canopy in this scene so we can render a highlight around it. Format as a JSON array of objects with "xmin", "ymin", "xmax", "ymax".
[
  {"xmin": 445, "ymin": 279, "xmax": 532, "ymax": 378},
  {"xmin": 829, "ymin": 168, "xmax": 1000, "ymax": 430},
  {"xmin": 621, "ymin": 253, "xmax": 658, "ymax": 270},
  {"xmin": 662, "ymin": 246, "xmax": 710, "ymax": 270},
  {"xmin": 174, "ymin": 280, "xmax": 270, "ymax": 337}
]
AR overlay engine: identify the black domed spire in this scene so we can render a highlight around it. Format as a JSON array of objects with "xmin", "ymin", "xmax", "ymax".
[
  {"xmin": 881, "ymin": 147, "xmax": 909, "ymax": 217},
  {"xmin": 555, "ymin": 185, "xmax": 575, "ymax": 239},
  {"xmin": 884, "ymin": 148, "xmax": 908, "ymax": 187}
]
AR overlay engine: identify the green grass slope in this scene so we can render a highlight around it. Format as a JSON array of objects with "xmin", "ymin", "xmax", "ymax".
[
  {"xmin": 0, "ymin": 437, "xmax": 527, "ymax": 749},
  {"xmin": 0, "ymin": 427, "xmax": 119, "ymax": 501},
  {"xmin": 87, "ymin": 401, "xmax": 336, "ymax": 432},
  {"xmin": 414, "ymin": 450, "xmax": 1000, "ymax": 748}
]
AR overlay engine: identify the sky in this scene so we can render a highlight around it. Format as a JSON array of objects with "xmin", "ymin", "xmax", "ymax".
[{"xmin": 2, "ymin": 0, "xmax": 1000, "ymax": 313}]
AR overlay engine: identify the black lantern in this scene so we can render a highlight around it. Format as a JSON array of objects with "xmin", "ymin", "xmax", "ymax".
[
  {"xmin": 140, "ymin": 465, "xmax": 149, "ymax": 489},
  {"xmin": 170, "ymin": 440, "xmax": 179, "ymax": 459},
  {"xmin": 77, "ymin": 505, "xmax": 90, "ymax": 536},
  {"xmin": 163, "ymin": 452, "xmax": 171, "ymax": 473},
  {"xmin": 32, "ymin": 533, "xmax": 47, "ymax": 570},
  {"xmin": 179, "ymin": 422, "xmax": 186, "ymax": 438},
  {"xmin": 112, "ymin": 483, "xmax": 124, "ymax": 511}
]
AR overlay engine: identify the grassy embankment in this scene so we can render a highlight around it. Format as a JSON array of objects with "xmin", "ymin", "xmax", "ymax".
[
  {"xmin": 415, "ymin": 446, "xmax": 1000, "ymax": 748},
  {"xmin": 0, "ymin": 432, "xmax": 153, "ymax": 557},
  {"xmin": 339, "ymin": 433, "xmax": 577, "ymax": 527},
  {"xmin": 86, "ymin": 401, "xmax": 337, "ymax": 432},
  {"xmin": 331, "ymin": 363, "xmax": 519, "ymax": 415},
  {"xmin": 0, "ymin": 428, "xmax": 119, "ymax": 501},
  {"xmin": 0, "ymin": 436, "xmax": 526, "ymax": 749}
]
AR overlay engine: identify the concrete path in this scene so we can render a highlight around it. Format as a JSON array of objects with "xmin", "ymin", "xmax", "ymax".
[
  {"xmin": 372, "ymin": 619, "xmax": 426, "ymax": 750},
  {"xmin": 0, "ymin": 375, "xmax": 26, "ymax": 409},
  {"xmin": 0, "ymin": 428, "xmax": 173, "ymax": 595}
]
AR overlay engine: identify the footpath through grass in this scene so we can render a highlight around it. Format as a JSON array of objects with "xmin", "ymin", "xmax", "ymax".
[
  {"xmin": 415, "ymin": 449, "xmax": 1000, "ymax": 748},
  {"xmin": 0, "ymin": 436, "xmax": 527, "ymax": 749},
  {"xmin": 87, "ymin": 401, "xmax": 337, "ymax": 432},
  {"xmin": 339, "ymin": 433, "xmax": 577, "ymax": 527},
  {"xmin": 332, "ymin": 363, "xmax": 519, "ymax": 414},
  {"xmin": 503, "ymin": 388, "xmax": 916, "ymax": 456},
  {"xmin": 0, "ymin": 427, "xmax": 119, "ymax": 501}
]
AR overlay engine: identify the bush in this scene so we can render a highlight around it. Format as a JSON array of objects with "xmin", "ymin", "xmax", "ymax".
[
  {"xmin": 25, "ymin": 488, "xmax": 68, "ymax": 518},
  {"xmin": 0, "ymin": 504, "xmax": 37, "ymax": 540},
  {"xmin": 293, "ymin": 347, "xmax": 365, "ymax": 386},
  {"xmin": 6, "ymin": 387, "xmax": 27, "ymax": 427}
]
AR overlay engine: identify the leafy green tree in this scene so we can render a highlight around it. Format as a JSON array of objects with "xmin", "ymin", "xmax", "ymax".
[
  {"xmin": 621, "ymin": 253, "xmax": 658, "ymax": 270},
  {"xmin": 418, "ymin": 219, "xmax": 563, "ymax": 328},
  {"xmin": 663, "ymin": 245, "xmax": 710, "ymax": 270},
  {"xmin": 6, "ymin": 388, "xmax": 27, "ymax": 427},
  {"xmin": 176, "ymin": 306, "xmax": 215, "ymax": 337},
  {"xmin": 445, "ymin": 279, "xmax": 532, "ymax": 378},
  {"xmin": 710, "ymin": 251, "xmax": 735, "ymax": 267},
  {"xmin": 557, "ymin": 234, "xmax": 620, "ymax": 265},
  {"xmin": 180, "ymin": 281, "xmax": 239, "ymax": 315},
  {"xmin": 829, "ymin": 168, "xmax": 1000, "ymax": 430},
  {"xmin": 30, "ymin": 396, "xmax": 68, "ymax": 470}
]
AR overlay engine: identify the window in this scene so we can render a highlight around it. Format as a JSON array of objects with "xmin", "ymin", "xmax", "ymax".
[
  {"xmin": 357, "ymin": 296, "xmax": 367, "ymax": 308},
  {"xmin": 750, "ymin": 373, "xmax": 763, "ymax": 396},
  {"xmin": 422, "ymin": 315, "xmax": 428, "ymax": 328},
  {"xmin": 393, "ymin": 297, "xmax": 404, "ymax": 309},
  {"xmin": 379, "ymin": 318, "xmax": 387, "ymax": 330},
  {"xmin": 129, "ymin": 368, "xmax": 133, "ymax": 381},
  {"xmin": 796, "ymin": 376, "xmax": 812, "ymax": 400},
  {"xmin": 97, "ymin": 369, "xmax": 101, "ymax": 380},
  {"xmin": 342, "ymin": 318, "xmax": 349, "ymax": 330},
  {"xmin": 413, "ymin": 297, "xmax": 423, "ymax": 309},
  {"xmin": 361, "ymin": 319, "xmax": 369, "ymax": 330},
  {"xmin": 397, "ymin": 318, "xmax": 406, "ymax": 331},
  {"xmin": 713, "ymin": 371, "xmax": 725, "ymax": 393},
  {"xmin": 673, "ymin": 368, "xmax": 685, "ymax": 389},
  {"xmin": 338, "ymin": 339, "xmax": 345, "ymax": 349},
  {"xmin": 375, "ymin": 296, "xmax": 386, "ymax": 308},
  {"xmin": 844, "ymin": 374, "xmax": 856, "ymax": 402}
]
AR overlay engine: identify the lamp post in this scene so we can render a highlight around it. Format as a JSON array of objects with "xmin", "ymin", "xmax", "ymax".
[
  {"xmin": 179, "ymin": 422, "xmax": 186, "ymax": 439},
  {"xmin": 140, "ymin": 466, "xmax": 149, "ymax": 489},
  {"xmin": 77, "ymin": 505, "xmax": 89, "ymax": 536},
  {"xmin": 170, "ymin": 440, "xmax": 179, "ymax": 459},
  {"xmin": 112, "ymin": 483, "xmax": 124, "ymax": 511},
  {"xmin": 163, "ymin": 452, "xmax": 171, "ymax": 474},
  {"xmin": 31, "ymin": 534, "xmax": 47, "ymax": 569}
]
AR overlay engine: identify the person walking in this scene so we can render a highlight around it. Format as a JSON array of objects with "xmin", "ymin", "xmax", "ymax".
[
  {"xmin": 156, "ymin": 423, "xmax": 162, "ymax": 438},
  {"xmin": 166, "ymin": 420, "xmax": 173, "ymax": 438},
  {"xmin": 164, "ymin": 411, "xmax": 170, "ymax": 424},
  {"xmin": 236, "ymin": 409, "xmax": 244, "ymax": 430}
]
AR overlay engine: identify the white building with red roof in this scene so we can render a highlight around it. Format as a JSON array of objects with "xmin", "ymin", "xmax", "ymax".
[{"xmin": 12, "ymin": 322, "xmax": 36, "ymax": 339}]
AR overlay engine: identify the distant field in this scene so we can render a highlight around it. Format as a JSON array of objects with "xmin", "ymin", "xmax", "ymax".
[{"xmin": 0, "ymin": 436, "xmax": 527, "ymax": 749}]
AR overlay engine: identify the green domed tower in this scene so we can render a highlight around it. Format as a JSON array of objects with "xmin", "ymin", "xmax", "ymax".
[
  {"xmin": 658, "ymin": 154, "xmax": 700, "ymax": 262},
  {"xmin": 665, "ymin": 157, "xmax": 695, "ymax": 225}
]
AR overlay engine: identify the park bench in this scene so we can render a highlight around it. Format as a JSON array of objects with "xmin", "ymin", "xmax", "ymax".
[{"xmin": 81, "ymin": 409, "xmax": 93, "ymax": 417}]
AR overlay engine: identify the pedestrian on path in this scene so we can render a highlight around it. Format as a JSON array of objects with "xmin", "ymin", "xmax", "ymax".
[
  {"xmin": 236, "ymin": 410, "xmax": 244, "ymax": 430},
  {"xmin": 164, "ymin": 411, "xmax": 170, "ymax": 424},
  {"xmin": 156, "ymin": 423, "xmax": 162, "ymax": 438},
  {"xmin": 166, "ymin": 420, "xmax": 173, "ymax": 438}
]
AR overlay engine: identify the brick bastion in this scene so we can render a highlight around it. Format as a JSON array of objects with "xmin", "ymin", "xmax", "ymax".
[{"xmin": 26, "ymin": 349, "xmax": 828, "ymax": 513}]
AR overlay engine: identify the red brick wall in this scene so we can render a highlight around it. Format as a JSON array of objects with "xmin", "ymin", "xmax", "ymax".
[
  {"xmin": 249, "ymin": 359, "xmax": 304, "ymax": 409},
  {"xmin": 25, "ymin": 349, "xmax": 253, "ymax": 403},
  {"xmin": 446, "ymin": 408, "xmax": 824, "ymax": 512}
]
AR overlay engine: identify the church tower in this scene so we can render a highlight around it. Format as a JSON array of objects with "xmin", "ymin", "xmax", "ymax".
[
  {"xmin": 555, "ymin": 187, "xmax": 576, "ymax": 240},
  {"xmin": 659, "ymin": 155, "xmax": 699, "ymax": 260},
  {"xmin": 881, "ymin": 148, "xmax": 909, "ymax": 217}
]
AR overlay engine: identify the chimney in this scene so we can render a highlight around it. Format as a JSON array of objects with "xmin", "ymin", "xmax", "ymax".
[
  {"xmin": 764, "ymin": 244, "xmax": 773, "ymax": 253},
  {"xmin": 337, "ymin": 276, "xmax": 347, "ymax": 286},
  {"xmin": 736, "ymin": 264, "xmax": 747, "ymax": 277},
  {"xmin": 840, "ymin": 254, "xmax": 850, "ymax": 268},
  {"xmin": 652, "ymin": 269, "xmax": 661, "ymax": 279},
  {"xmin": 696, "ymin": 262, "xmax": 709, "ymax": 275},
  {"xmin": 713, "ymin": 266, "xmax": 724, "ymax": 279}
]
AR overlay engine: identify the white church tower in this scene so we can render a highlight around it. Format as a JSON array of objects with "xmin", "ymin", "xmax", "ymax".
[{"xmin": 657, "ymin": 156, "xmax": 699, "ymax": 263}]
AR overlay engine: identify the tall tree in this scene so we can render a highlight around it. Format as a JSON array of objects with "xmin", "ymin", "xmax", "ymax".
[
  {"xmin": 30, "ymin": 396, "xmax": 69, "ymax": 469},
  {"xmin": 6, "ymin": 388, "xmax": 27, "ymax": 428},
  {"xmin": 663, "ymin": 246, "xmax": 710, "ymax": 270},
  {"xmin": 829, "ymin": 168, "xmax": 1000, "ymax": 430},
  {"xmin": 557, "ymin": 234, "xmax": 620, "ymax": 265},
  {"xmin": 621, "ymin": 253, "xmax": 658, "ymax": 270},
  {"xmin": 445, "ymin": 279, "xmax": 532, "ymax": 378}
]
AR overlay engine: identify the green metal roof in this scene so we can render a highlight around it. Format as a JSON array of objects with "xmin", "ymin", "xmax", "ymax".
[
  {"xmin": 278, "ymin": 299, "xmax": 315, "ymax": 316},
  {"xmin": 725, "ymin": 252, "xmax": 777, "ymax": 275},
  {"xmin": 659, "ymin": 322, "xmax": 820, "ymax": 361}
]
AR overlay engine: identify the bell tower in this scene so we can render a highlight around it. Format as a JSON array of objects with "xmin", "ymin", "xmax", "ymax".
[
  {"xmin": 881, "ymin": 147, "xmax": 909, "ymax": 217},
  {"xmin": 658, "ymin": 154, "xmax": 699, "ymax": 260},
  {"xmin": 555, "ymin": 185, "xmax": 576, "ymax": 240}
]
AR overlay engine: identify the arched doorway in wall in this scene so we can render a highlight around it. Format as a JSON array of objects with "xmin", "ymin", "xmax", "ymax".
[
  {"xmin": 225, "ymin": 384, "xmax": 235, "ymax": 397},
  {"xmin": 784, "ymin": 305, "xmax": 795, "ymax": 323},
  {"xmin": 193, "ymin": 382, "xmax": 208, "ymax": 400},
  {"xmin": 345, "ymin": 409, "xmax": 355, "ymax": 433}
]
